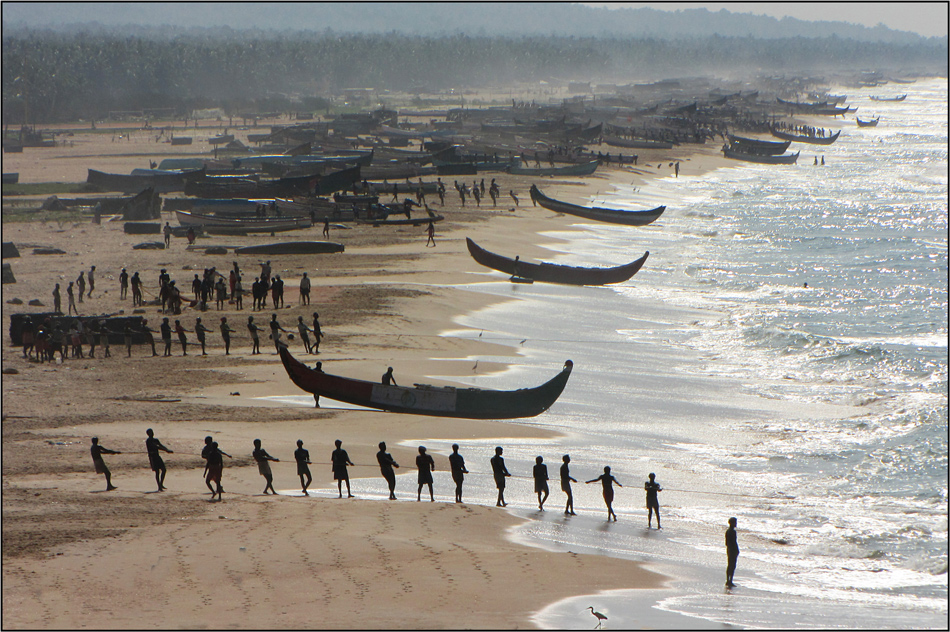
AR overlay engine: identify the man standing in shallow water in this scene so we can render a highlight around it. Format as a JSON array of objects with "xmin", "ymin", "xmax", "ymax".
[
  {"xmin": 725, "ymin": 517, "xmax": 739, "ymax": 588},
  {"xmin": 645, "ymin": 472, "xmax": 662, "ymax": 529}
]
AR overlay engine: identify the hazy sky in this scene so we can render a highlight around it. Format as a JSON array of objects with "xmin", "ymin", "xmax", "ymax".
[{"xmin": 583, "ymin": 2, "xmax": 949, "ymax": 37}]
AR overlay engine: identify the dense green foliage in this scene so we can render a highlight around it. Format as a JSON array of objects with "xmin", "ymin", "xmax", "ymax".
[{"xmin": 3, "ymin": 29, "xmax": 946, "ymax": 124}]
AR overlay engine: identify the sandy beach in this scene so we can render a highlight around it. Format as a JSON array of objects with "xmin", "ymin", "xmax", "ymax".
[{"xmin": 2, "ymin": 118, "xmax": 728, "ymax": 628}]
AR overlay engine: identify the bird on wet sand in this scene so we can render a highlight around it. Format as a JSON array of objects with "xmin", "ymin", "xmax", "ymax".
[{"xmin": 587, "ymin": 606, "xmax": 607, "ymax": 629}]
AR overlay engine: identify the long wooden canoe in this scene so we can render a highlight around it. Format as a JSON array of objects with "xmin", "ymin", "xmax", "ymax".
[
  {"xmin": 508, "ymin": 160, "xmax": 599, "ymax": 177},
  {"xmin": 466, "ymin": 238, "xmax": 648, "ymax": 286},
  {"xmin": 176, "ymin": 210, "xmax": 311, "ymax": 232},
  {"xmin": 278, "ymin": 345, "xmax": 573, "ymax": 419},
  {"xmin": 529, "ymin": 185, "xmax": 665, "ymax": 226},
  {"xmin": 856, "ymin": 117, "xmax": 880, "ymax": 127},
  {"xmin": 769, "ymin": 128, "xmax": 841, "ymax": 145},
  {"xmin": 235, "ymin": 241, "xmax": 344, "ymax": 255},
  {"xmin": 727, "ymin": 135, "xmax": 791, "ymax": 155},
  {"xmin": 869, "ymin": 94, "xmax": 906, "ymax": 102},
  {"xmin": 722, "ymin": 148, "xmax": 800, "ymax": 164},
  {"xmin": 356, "ymin": 213, "xmax": 444, "ymax": 226},
  {"xmin": 87, "ymin": 168, "xmax": 204, "ymax": 193}
]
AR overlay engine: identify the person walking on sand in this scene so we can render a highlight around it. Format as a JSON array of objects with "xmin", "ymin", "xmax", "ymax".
[
  {"xmin": 269, "ymin": 313, "xmax": 288, "ymax": 353},
  {"xmin": 119, "ymin": 268, "xmax": 129, "ymax": 300},
  {"xmin": 376, "ymin": 441, "xmax": 400, "ymax": 500},
  {"xmin": 52, "ymin": 283, "xmax": 62, "ymax": 314},
  {"xmin": 299, "ymin": 272, "xmax": 311, "ymax": 306},
  {"xmin": 219, "ymin": 317, "xmax": 235, "ymax": 355},
  {"xmin": 416, "ymin": 446, "xmax": 436, "ymax": 502},
  {"xmin": 252, "ymin": 439, "xmax": 280, "ymax": 495},
  {"xmin": 98, "ymin": 320, "xmax": 111, "ymax": 358},
  {"xmin": 131, "ymin": 272, "xmax": 143, "ymax": 306},
  {"xmin": 426, "ymin": 221, "xmax": 436, "ymax": 247},
  {"xmin": 145, "ymin": 428, "xmax": 173, "ymax": 491},
  {"xmin": 67, "ymin": 282, "xmax": 78, "ymax": 315},
  {"xmin": 296, "ymin": 316, "xmax": 312, "ymax": 354},
  {"xmin": 160, "ymin": 317, "xmax": 173, "ymax": 356},
  {"xmin": 561, "ymin": 454, "xmax": 577, "ymax": 515},
  {"xmin": 123, "ymin": 322, "xmax": 134, "ymax": 357},
  {"xmin": 645, "ymin": 472, "xmax": 662, "ymax": 529},
  {"xmin": 294, "ymin": 440, "xmax": 313, "ymax": 495},
  {"xmin": 311, "ymin": 312, "xmax": 324, "ymax": 354},
  {"xmin": 490, "ymin": 446, "xmax": 512, "ymax": 507},
  {"xmin": 90, "ymin": 437, "xmax": 120, "ymax": 491},
  {"xmin": 174, "ymin": 319, "xmax": 190, "ymax": 356},
  {"xmin": 323, "ymin": 218, "xmax": 330, "ymax": 240},
  {"xmin": 76, "ymin": 271, "xmax": 86, "ymax": 303},
  {"xmin": 448, "ymin": 444, "xmax": 468, "ymax": 503},
  {"xmin": 510, "ymin": 190, "xmax": 520, "ymax": 207},
  {"xmin": 194, "ymin": 317, "xmax": 212, "ymax": 356},
  {"xmin": 331, "ymin": 439, "xmax": 354, "ymax": 498},
  {"xmin": 586, "ymin": 466, "xmax": 622, "ymax": 521},
  {"xmin": 725, "ymin": 517, "xmax": 739, "ymax": 588},
  {"xmin": 163, "ymin": 222, "xmax": 172, "ymax": 247},
  {"xmin": 533, "ymin": 456, "xmax": 550, "ymax": 511},
  {"xmin": 87, "ymin": 265, "xmax": 96, "ymax": 298},
  {"xmin": 247, "ymin": 316, "xmax": 261, "ymax": 355}
]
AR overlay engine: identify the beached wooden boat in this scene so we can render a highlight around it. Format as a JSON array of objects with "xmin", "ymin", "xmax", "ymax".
[
  {"xmin": 2, "ymin": 173, "xmax": 19, "ymax": 184},
  {"xmin": 278, "ymin": 345, "xmax": 573, "ymax": 419},
  {"xmin": 769, "ymin": 128, "xmax": 841, "ymax": 145},
  {"xmin": 529, "ymin": 185, "xmax": 665, "ymax": 226},
  {"xmin": 170, "ymin": 137, "xmax": 193, "ymax": 145},
  {"xmin": 235, "ymin": 241, "xmax": 344, "ymax": 255},
  {"xmin": 87, "ymin": 167, "xmax": 204, "ymax": 193},
  {"xmin": 466, "ymin": 238, "xmax": 648, "ymax": 286},
  {"xmin": 603, "ymin": 137, "xmax": 674, "ymax": 150},
  {"xmin": 356, "ymin": 212, "xmax": 444, "ymax": 227},
  {"xmin": 176, "ymin": 210, "xmax": 311, "ymax": 233},
  {"xmin": 870, "ymin": 94, "xmax": 907, "ymax": 102},
  {"xmin": 508, "ymin": 160, "xmax": 599, "ymax": 177},
  {"xmin": 185, "ymin": 165, "xmax": 361, "ymax": 198},
  {"xmin": 723, "ymin": 148, "xmax": 800, "ymax": 164},
  {"xmin": 727, "ymin": 135, "xmax": 791, "ymax": 155},
  {"xmin": 856, "ymin": 117, "xmax": 880, "ymax": 127}
]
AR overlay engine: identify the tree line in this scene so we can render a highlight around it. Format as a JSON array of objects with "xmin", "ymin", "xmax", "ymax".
[{"xmin": 3, "ymin": 29, "xmax": 946, "ymax": 124}]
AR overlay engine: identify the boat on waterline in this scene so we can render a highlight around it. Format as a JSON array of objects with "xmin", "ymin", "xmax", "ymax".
[
  {"xmin": 769, "ymin": 128, "xmax": 841, "ymax": 145},
  {"xmin": 722, "ymin": 148, "xmax": 800, "ymax": 164},
  {"xmin": 278, "ymin": 345, "xmax": 573, "ymax": 419},
  {"xmin": 856, "ymin": 117, "xmax": 880, "ymax": 127},
  {"xmin": 727, "ymin": 135, "xmax": 791, "ymax": 155},
  {"xmin": 507, "ymin": 160, "xmax": 599, "ymax": 177},
  {"xmin": 869, "ymin": 94, "xmax": 907, "ymax": 102},
  {"xmin": 529, "ymin": 185, "xmax": 665, "ymax": 226},
  {"xmin": 466, "ymin": 238, "xmax": 648, "ymax": 286}
]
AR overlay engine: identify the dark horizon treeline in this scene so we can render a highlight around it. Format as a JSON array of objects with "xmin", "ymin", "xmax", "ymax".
[{"xmin": 3, "ymin": 30, "xmax": 947, "ymax": 124}]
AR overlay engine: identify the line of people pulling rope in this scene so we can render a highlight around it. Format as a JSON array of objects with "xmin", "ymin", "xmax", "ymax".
[
  {"xmin": 92, "ymin": 433, "xmax": 741, "ymax": 585},
  {"xmin": 90, "ymin": 433, "xmax": 663, "ymax": 525}
]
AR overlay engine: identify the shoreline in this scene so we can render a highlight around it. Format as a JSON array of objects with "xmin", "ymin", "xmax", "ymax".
[{"xmin": 2, "ymin": 115, "xmax": 724, "ymax": 628}]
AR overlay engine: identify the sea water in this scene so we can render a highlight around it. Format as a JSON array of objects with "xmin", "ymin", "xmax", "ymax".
[
  {"xmin": 440, "ymin": 78, "xmax": 947, "ymax": 629},
  {"xmin": 272, "ymin": 79, "xmax": 946, "ymax": 628}
]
